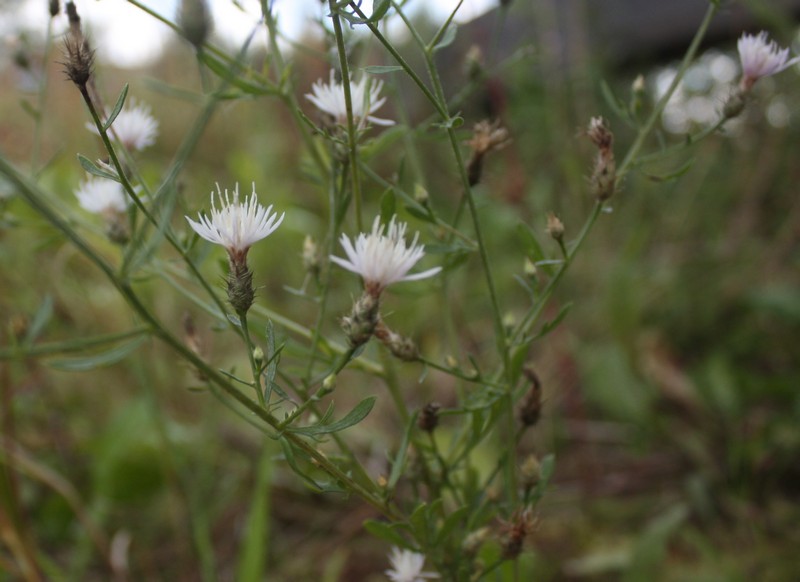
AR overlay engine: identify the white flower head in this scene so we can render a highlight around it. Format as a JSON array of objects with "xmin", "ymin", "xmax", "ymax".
[
  {"xmin": 737, "ymin": 31, "xmax": 800, "ymax": 90},
  {"xmin": 331, "ymin": 215, "xmax": 441, "ymax": 295},
  {"xmin": 306, "ymin": 69, "xmax": 395, "ymax": 129},
  {"xmin": 74, "ymin": 175, "xmax": 129, "ymax": 215},
  {"xmin": 385, "ymin": 547, "xmax": 439, "ymax": 582},
  {"xmin": 86, "ymin": 99, "xmax": 159, "ymax": 151},
  {"xmin": 185, "ymin": 183, "xmax": 284, "ymax": 261}
]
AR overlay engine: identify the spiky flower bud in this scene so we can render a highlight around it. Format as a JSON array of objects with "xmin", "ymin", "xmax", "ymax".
[
  {"xmin": 545, "ymin": 212, "xmax": 564, "ymax": 242},
  {"xmin": 520, "ymin": 454, "xmax": 541, "ymax": 492},
  {"xmin": 302, "ymin": 235, "xmax": 321, "ymax": 277},
  {"xmin": 466, "ymin": 119, "xmax": 511, "ymax": 187},
  {"xmin": 341, "ymin": 291, "xmax": 380, "ymax": 348},
  {"xmin": 417, "ymin": 402, "xmax": 441, "ymax": 432},
  {"xmin": 587, "ymin": 117, "xmax": 616, "ymax": 201},
  {"xmin": 518, "ymin": 367, "xmax": 542, "ymax": 427},
  {"xmin": 374, "ymin": 322, "xmax": 420, "ymax": 362},
  {"xmin": 49, "ymin": 0, "xmax": 60, "ymax": 18},
  {"xmin": 178, "ymin": 0, "xmax": 212, "ymax": 49},
  {"xmin": 252, "ymin": 346, "xmax": 264, "ymax": 369},
  {"xmin": 62, "ymin": 36, "xmax": 94, "ymax": 89}
]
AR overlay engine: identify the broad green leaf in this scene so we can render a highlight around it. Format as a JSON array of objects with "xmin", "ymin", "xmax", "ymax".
[
  {"xmin": 48, "ymin": 336, "xmax": 147, "ymax": 371},
  {"xmin": 104, "ymin": 83, "xmax": 129, "ymax": 131},
  {"xmin": 287, "ymin": 396, "xmax": 376, "ymax": 436}
]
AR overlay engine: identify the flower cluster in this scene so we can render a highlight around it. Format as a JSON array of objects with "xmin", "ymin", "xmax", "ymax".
[{"xmin": 306, "ymin": 69, "xmax": 394, "ymax": 129}]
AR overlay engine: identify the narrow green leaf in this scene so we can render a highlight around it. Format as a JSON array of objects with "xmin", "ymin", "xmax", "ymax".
[
  {"xmin": 436, "ymin": 506, "xmax": 469, "ymax": 545},
  {"xmin": 371, "ymin": 0, "xmax": 391, "ymax": 21},
  {"xmin": 433, "ymin": 24, "xmax": 457, "ymax": 52},
  {"xmin": 387, "ymin": 412, "xmax": 417, "ymax": 489},
  {"xmin": 25, "ymin": 295, "xmax": 54, "ymax": 344},
  {"xmin": 236, "ymin": 442, "xmax": 272, "ymax": 582},
  {"xmin": 380, "ymin": 188, "xmax": 396, "ymax": 226},
  {"xmin": 534, "ymin": 302, "xmax": 573, "ymax": 339},
  {"xmin": 278, "ymin": 438, "xmax": 322, "ymax": 492},
  {"xmin": 103, "ymin": 83, "xmax": 129, "ymax": 131},
  {"xmin": 77, "ymin": 154, "xmax": 120, "ymax": 182},
  {"xmin": 600, "ymin": 80, "xmax": 630, "ymax": 122},
  {"xmin": 362, "ymin": 65, "xmax": 403, "ymax": 74},
  {"xmin": 48, "ymin": 336, "xmax": 147, "ymax": 371},
  {"xmin": 264, "ymin": 320, "xmax": 278, "ymax": 403},
  {"xmin": 517, "ymin": 223, "xmax": 553, "ymax": 276},
  {"xmin": 643, "ymin": 159, "xmax": 694, "ymax": 182},
  {"xmin": 363, "ymin": 520, "xmax": 411, "ymax": 549},
  {"xmin": 404, "ymin": 204, "xmax": 435, "ymax": 224},
  {"xmin": 287, "ymin": 396, "xmax": 376, "ymax": 436}
]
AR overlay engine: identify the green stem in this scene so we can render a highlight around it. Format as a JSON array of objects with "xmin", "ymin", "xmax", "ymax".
[{"xmin": 329, "ymin": 2, "xmax": 364, "ymax": 231}]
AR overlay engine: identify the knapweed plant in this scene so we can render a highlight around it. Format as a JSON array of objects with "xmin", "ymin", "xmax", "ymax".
[{"xmin": 0, "ymin": 0, "xmax": 796, "ymax": 579}]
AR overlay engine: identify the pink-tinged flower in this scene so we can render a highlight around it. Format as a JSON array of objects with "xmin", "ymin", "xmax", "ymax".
[
  {"xmin": 331, "ymin": 216, "xmax": 441, "ymax": 296},
  {"xmin": 74, "ymin": 175, "xmax": 128, "ymax": 215},
  {"xmin": 87, "ymin": 99, "xmax": 159, "ymax": 151},
  {"xmin": 738, "ymin": 31, "xmax": 800, "ymax": 90},
  {"xmin": 385, "ymin": 547, "xmax": 439, "ymax": 582},
  {"xmin": 306, "ymin": 69, "xmax": 394, "ymax": 129},
  {"xmin": 185, "ymin": 183, "xmax": 284, "ymax": 263}
]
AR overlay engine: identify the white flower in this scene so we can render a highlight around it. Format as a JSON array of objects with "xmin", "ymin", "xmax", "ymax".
[
  {"xmin": 331, "ymin": 215, "xmax": 441, "ymax": 294},
  {"xmin": 74, "ymin": 176, "xmax": 128, "ymax": 215},
  {"xmin": 385, "ymin": 548, "xmax": 439, "ymax": 582},
  {"xmin": 306, "ymin": 69, "xmax": 395, "ymax": 128},
  {"xmin": 737, "ymin": 31, "xmax": 800, "ymax": 90},
  {"xmin": 86, "ymin": 99, "xmax": 159, "ymax": 151},
  {"xmin": 185, "ymin": 183, "xmax": 284, "ymax": 260}
]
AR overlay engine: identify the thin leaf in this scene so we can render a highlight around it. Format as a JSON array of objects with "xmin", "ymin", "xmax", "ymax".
[
  {"xmin": 103, "ymin": 84, "xmax": 129, "ymax": 131},
  {"xmin": 600, "ymin": 79, "xmax": 630, "ymax": 122},
  {"xmin": 387, "ymin": 412, "xmax": 417, "ymax": 489},
  {"xmin": 77, "ymin": 154, "xmax": 120, "ymax": 182},
  {"xmin": 362, "ymin": 65, "xmax": 403, "ymax": 74},
  {"xmin": 287, "ymin": 396, "xmax": 376, "ymax": 436},
  {"xmin": 433, "ymin": 24, "xmax": 457, "ymax": 52},
  {"xmin": 363, "ymin": 520, "xmax": 411, "ymax": 549},
  {"xmin": 380, "ymin": 188, "xmax": 396, "ymax": 226},
  {"xmin": 48, "ymin": 336, "xmax": 147, "ymax": 371},
  {"xmin": 643, "ymin": 159, "xmax": 694, "ymax": 182},
  {"xmin": 25, "ymin": 295, "xmax": 53, "ymax": 344},
  {"xmin": 534, "ymin": 302, "xmax": 573, "ymax": 339}
]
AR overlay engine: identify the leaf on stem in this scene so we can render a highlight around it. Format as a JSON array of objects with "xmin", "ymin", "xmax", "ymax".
[
  {"xmin": 103, "ymin": 83, "xmax": 129, "ymax": 131},
  {"xmin": 286, "ymin": 396, "xmax": 376, "ymax": 436}
]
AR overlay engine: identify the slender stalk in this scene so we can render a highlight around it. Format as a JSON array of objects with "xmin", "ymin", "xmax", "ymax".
[
  {"xmin": 329, "ymin": 1, "xmax": 364, "ymax": 230},
  {"xmin": 0, "ymin": 328, "xmax": 148, "ymax": 360}
]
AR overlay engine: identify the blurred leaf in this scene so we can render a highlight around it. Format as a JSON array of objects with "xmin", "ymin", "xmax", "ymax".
[
  {"xmin": 600, "ymin": 80, "xmax": 632, "ymax": 123},
  {"xmin": 237, "ymin": 442, "xmax": 273, "ymax": 582},
  {"xmin": 432, "ymin": 24, "xmax": 457, "ymax": 52},
  {"xmin": 362, "ymin": 65, "xmax": 403, "ymax": 74},
  {"xmin": 388, "ymin": 412, "xmax": 417, "ymax": 490},
  {"xmin": 580, "ymin": 344, "xmax": 652, "ymax": 423},
  {"xmin": 643, "ymin": 159, "xmax": 694, "ymax": 183},
  {"xmin": 363, "ymin": 519, "xmax": 411, "ymax": 548},
  {"xmin": 534, "ymin": 302, "xmax": 572, "ymax": 340},
  {"xmin": 286, "ymin": 396, "xmax": 376, "ymax": 436},
  {"xmin": 623, "ymin": 504, "xmax": 688, "ymax": 582},
  {"xmin": 77, "ymin": 154, "xmax": 120, "ymax": 182},
  {"xmin": 103, "ymin": 83, "xmax": 129, "ymax": 131},
  {"xmin": 24, "ymin": 294, "xmax": 53, "ymax": 345},
  {"xmin": 380, "ymin": 188, "xmax": 396, "ymax": 225},
  {"xmin": 435, "ymin": 506, "xmax": 468, "ymax": 545},
  {"xmin": 198, "ymin": 51, "xmax": 279, "ymax": 96},
  {"xmin": 48, "ymin": 336, "xmax": 147, "ymax": 371},
  {"xmin": 404, "ymin": 204, "xmax": 435, "ymax": 224},
  {"xmin": 278, "ymin": 438, "xmax": 322, "ymax": 492},
  {"xmin": 19, "ymin": 99, "xmax": 39, "ymax": 121},
  {"xmin": 517, "ymin": 223, "xmax": 554, "ymax": 276}
]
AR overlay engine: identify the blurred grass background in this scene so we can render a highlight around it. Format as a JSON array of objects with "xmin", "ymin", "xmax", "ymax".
[{"xmin": 1, "ymin": 1, "xmax": 799, "ymax": 580}]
